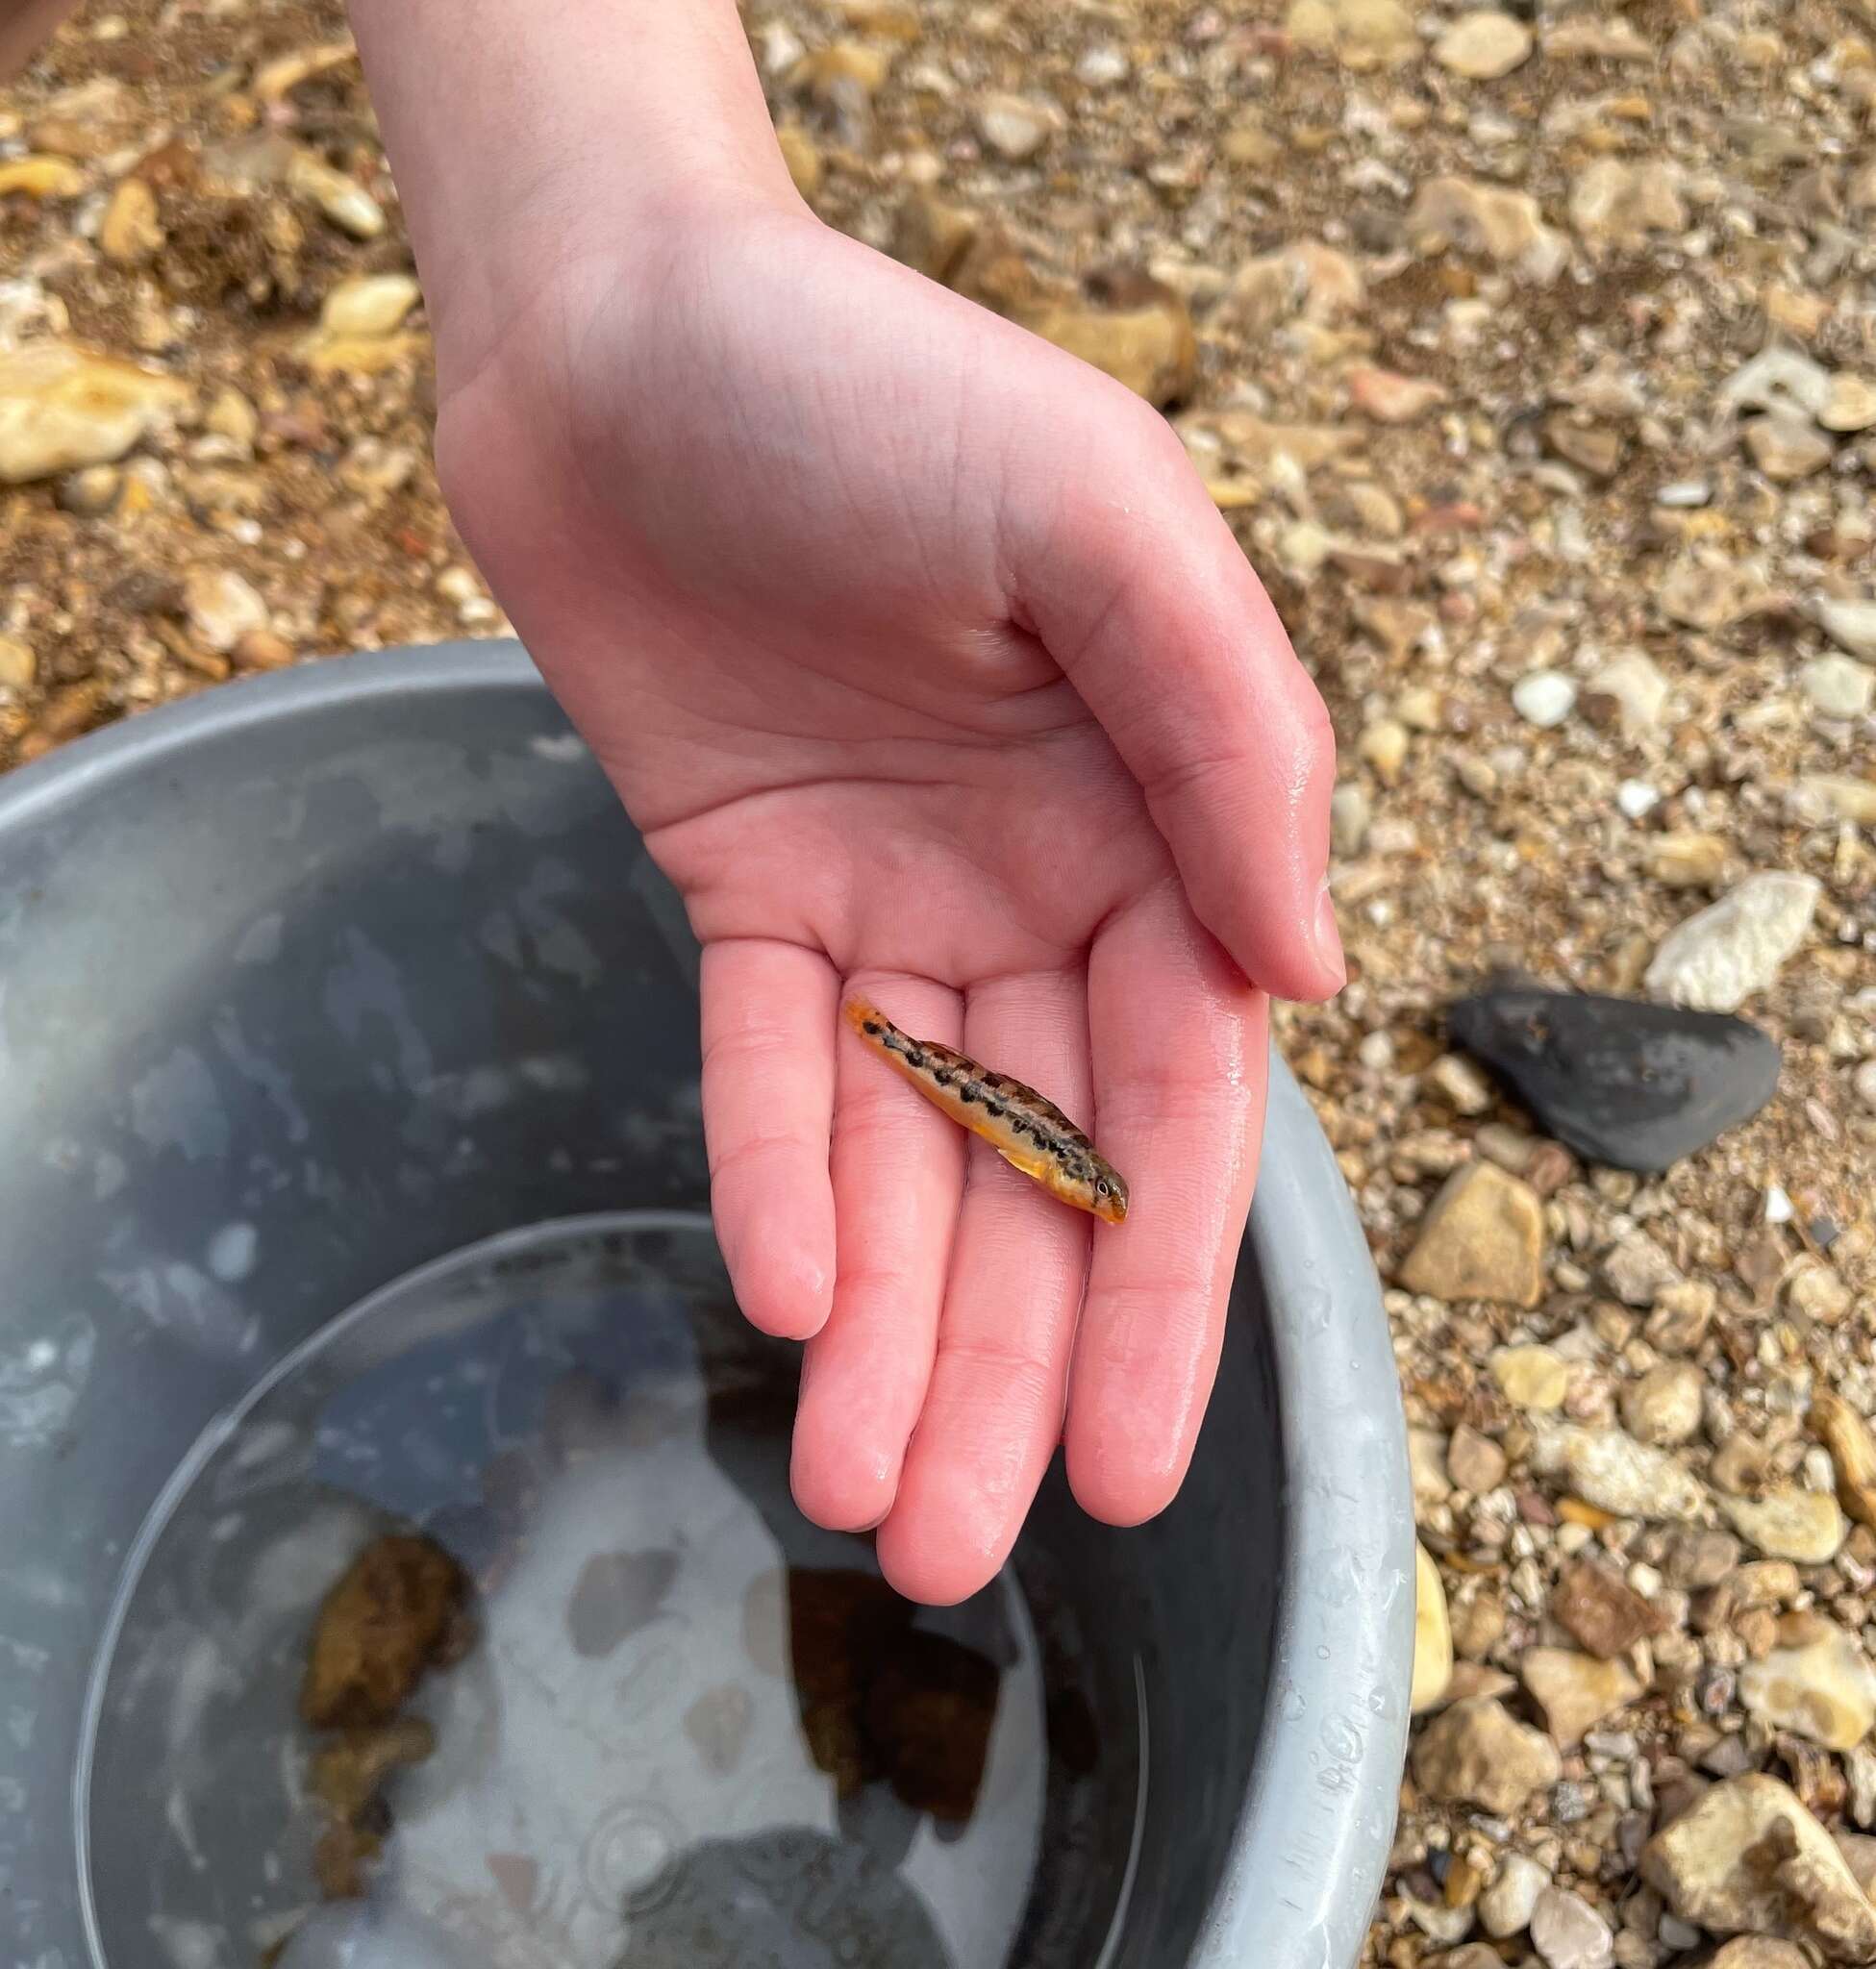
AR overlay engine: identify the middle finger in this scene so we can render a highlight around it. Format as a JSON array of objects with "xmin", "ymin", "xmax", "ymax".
[{"xmin": 877, "ymin": 966, "xmax": 1092, "ymax": 1605}]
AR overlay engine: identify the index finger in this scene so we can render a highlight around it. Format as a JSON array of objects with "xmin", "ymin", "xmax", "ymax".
[{"xmin": 1063, "ymin": 880, "xmax": 1268, "ymax": 1525}]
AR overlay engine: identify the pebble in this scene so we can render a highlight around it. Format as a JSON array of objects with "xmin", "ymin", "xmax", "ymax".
[
  {"xmin": 1428, "ymin": 1054, "xmax": 1493, "ymax": 1116},
  {"xmin": 1480, "ymin": 1852, "xmax": 1550, "ymax": 1939},
  {"xmin": 1798, "ymin": 655, "xmax": 1873, "ymax": 718},
  {"xmin": 205, "ymin": 386, "xmax": 258, "ymax": 453},
  {"xmin": 1513, "ymin": 670, "xmax": 1577, "ymax": 729},
  {"xmin": 1016, "ymin": 286, "xmax": 1197, "ymax": 409},
  {"xmin": 286, "ymin": 147, "xmax": 386, "ymax": 237},
  {"xmin": 1738, "ymin": 1615, "xmax": 1876, "ymax": 1751},
  {"xmin": 1447, "ymin": 987, "xmax": 1781, "ymax": 1174},
  {"xmin": 1285, "ymin": 0, "xmax": 1419, "ymax": 69},
  {"xmin": 1414, "ymin": 1540, "xmax": 1455, "ymax": 1713},
  {"xmin": 1569, "ymin": 158, "xmax": 1687, "ymax": 249},
  {"xmin": 1661, "ymin": 1526, "xmax": 1741, "ymax": 1589},
  {"xmin": 1530, "ymin": 1886, "xmax": 1613, "ymax": 1969},
  {"xmin": 1406, "ymin": 175, "xmax": 1566, "ymax": 281},
  {"xmin": 1552, "ymin": 1558, "xmax": 1665, "ymax": 1657},
  {"xmin": 1713, "ymin": 1944, "xmax": 1812, "ymax": 1969},
  {"xmin": 320, "ymin": 274, "xmax": 422, "ymax": 339},
  {"xmin": 1584, "ymin": 651, "xmax": 1668, "ymax": 741},
  {"xmin": 1658, "ymin": 554, "xmax": 1770, "ymax": 633},
  {"xmin": 1412, "ymin": 1427, "xmax": 1454, "ymax": 1510},
  {"xmin": 1744, "ymin": 414, "xmax": 1834, "ymax": 482},
  {"xmin": 1331, "ymin": 782, "xmax": 1372, "ymax": 856},
  {"xmin": 184, "ymin": 568, "xmax": 269, "ymax": 653},
  {"xmin": 0, "ymin": 340, "xmax": 191, "ymax": 485},
  {"xmin": 1622, "ymin": 1361, "xmax": 1705, "ymax": 1447},
  {"xmin": 1656, "ymin": 479, "xmax": 1712, "ymax": 508},
  {"xmin": 1400, "ymin": 1163, "xmax": 1545, "ymax": 1307},
  {"xmin": 1602, "ymin": 1231, "xmax": 1682, "ymax": 1309},
  {"xmin": 1814, "ymin": 1392, "xmax": 1876, "ymax": 1533},
  {"xmin": 1816, "ymin": 597, "xmax": 1876, "ymax": 661},
  {"xmin": 1645, "ymin": 832, "xmax": 1729, "ymax": 888},
  {"xmin": 1434, "ymin": 10, "xmax": 1535, "ymax": 80},
  {"xmin": 1640, "ymin": 1775, "xmax": 1876, "ymax": 1959},
  {"xmin": 1644, "ymin": 873, "xmax": 1822, "ymax": 1014},
  {"xmin": 1795, "ymin": 777, "xmax": 1876, "ymax": 828},
  {"xmin": 1412, "ymin": 1698, "xmax": 1563, "ymax": 1814},
  {"xmin": 1448, "ymin": 1425, "xmax": 1507, "ymax": 1494},
  {"xmin": 99, "ymin": 174, "xmax": 162, "ymax": 265},
  {"xmin": 776, "ymin": 124, "xmax": 821, "ymax": 200},
  {"xmin": 1359, "ymin": 717, "xmax": 1410, "ymax": 785},
  {"xmin": 1490, "ymin": 1344, "xmax": 1570, "ymax": 1410},
  {"xmin": 1532, "ymin": 1424, "xmax": 1708, "ymax": 1522},
  {"xmin": 1720, "ymin": 1489, "xmax": 1848, "ymax": 1565},
  {"xmin": 1520, "ymin": 1647, "xmax": 1642, "ymax": 1748},
  {"xmin": 1348, "ymin": 365, "xmax": 1447, "ymax": 423},
  {"xmin": 1856, "ymin": 1061, "xmax": 1876, "ymax": 1113},
  {"xmin": 1820, "ymin": 375, "xmax": 1876, "ymax": 434},
  {"xmin": 1075, "ymin": 44, "xmax": 1130, "ymax": 86},
  {"xmin": 0, "ymin": 636, "xmax": 35, "ymax": 690},
  {"xmin": 975, "ymin": 93, "xmax": 1058, "ymax": 160},
  {"xmin": 0, "ymin": 155, "xmax": 86, "ymax": 197},
  {"xmin": 1721, "ymin": 346, "xmax": 1832, "ymax": 420}
]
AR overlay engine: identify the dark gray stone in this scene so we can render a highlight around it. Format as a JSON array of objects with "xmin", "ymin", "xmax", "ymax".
[{"xmin": 1447, "ymin": 986, "xmax": 1781, "ymax": 1173}]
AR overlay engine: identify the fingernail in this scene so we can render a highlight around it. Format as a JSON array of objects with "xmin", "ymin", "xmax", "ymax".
[{"xmin": 1313, "ymin": 877, "xmax": 1347, "ymax": 991}]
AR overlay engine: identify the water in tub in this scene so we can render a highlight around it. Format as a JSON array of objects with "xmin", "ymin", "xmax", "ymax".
[{"xmin": 87, "ymin": 1218, "xmax": 1092, "ymax": 1969}]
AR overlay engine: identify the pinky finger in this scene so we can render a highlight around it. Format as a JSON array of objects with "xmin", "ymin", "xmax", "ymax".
[{"xmin": 700, "ymin": 937, "xmax": 838, "ymax": 1340}]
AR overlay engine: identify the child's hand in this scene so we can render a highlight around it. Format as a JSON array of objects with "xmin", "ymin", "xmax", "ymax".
[{"xmin": 430, "ymin": 198, "xmax": 1341, "ymax": 1603}]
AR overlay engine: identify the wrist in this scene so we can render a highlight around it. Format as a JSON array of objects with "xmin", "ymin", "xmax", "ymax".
[{"xmin": 348, "ymin": 0, "xmax": 802, "ymax": 391}]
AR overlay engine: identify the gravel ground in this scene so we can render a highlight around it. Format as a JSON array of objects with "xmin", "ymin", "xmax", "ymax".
[{"xmin": 3, "ymin": 2, "xmax": 1875, "ymax": 1965}]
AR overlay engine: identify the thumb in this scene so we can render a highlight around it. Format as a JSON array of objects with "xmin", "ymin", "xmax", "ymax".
[{"xmin": 1002, "ymin": 395, "xmax": 1344, "ymax": 1002}]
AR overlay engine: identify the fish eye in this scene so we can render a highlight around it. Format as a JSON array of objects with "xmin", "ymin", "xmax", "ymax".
[{"xmin": 1097, "ymin": 1180, "xmax": 1111, "ymax": 1196}]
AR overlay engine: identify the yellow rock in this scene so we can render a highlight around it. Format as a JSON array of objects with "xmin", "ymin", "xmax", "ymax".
[
  {"xmin": 1720, "ymin": 1488, "xmax": 1848, "ymax": 1565},
  {"xmin": 1521, "ymin": 1645, "xmax": 1641, "ymax": 1746},
  {"xmin": 1287, "ymin": 0, "xmax": 1419, "ymax": 70},
  {"xmin": 1490, "ymin": 1343, "xmax": 1571, "ymax": 1410},
  {"xmin": 1820, "ymin": 374, "xmax": 1876, "ymax": 434},
  {"xmin": 0, "ymin": 635, "xmax": 36, "ymax": 690},
  {"xmin": 1645, "ymin": 832, "xmax": 1728, "ymax": 888},
  {"xmin": 776, "ymin": 124, "xmax": 822, "ymax": 201},
  {"xmin": 99, "ymin": 176, "xmax": 163, "ymax": 265},
  {"xmin": 1434, "ymin": 10, "xmax": 1534, "ymax": 79},
  {"xmin": 1358, "ymin": 716, "xmax": 1409, "ymax": 785},
  {"xmin": 1016, "ymin": 289, "xmax": 1197, "ymax": 409},
  {"xmin": 1400, "ymin": 1163, "xmax": 1546, "ymax": 1308},
  {"xmin": 253, "ymin": 39, "xmax": 358, "ymax": 101},
  {"xmin": 286, "ymin": 147, "xmax": 385, "ymax": 238},
  {"xmin": 300, "ymin": 332, "xmax": 429, "ymax": 379},
  {"xmin": 0, "ymin": 155, "xmax": 87, "ymax": 198},
  {"xmin": 1813, "ymin": 1391, "xmax": 1876, "ymax": 1532},
  {"xmin": 0, "ymin": 342, "xmax": 191, "ymax": 486},
  {"xmin": 1413, "ymin": 1542, "xmax": 1454, "ymax": 1712},
  {"xmin": 1738, "ymin": 1614, "xmax": 1876, "ymax": 1751},
  {"xmin": 319, "ymin": 273, "xmax": 421, "ymax": 339}
]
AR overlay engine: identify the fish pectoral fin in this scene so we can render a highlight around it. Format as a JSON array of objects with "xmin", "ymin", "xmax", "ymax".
[{"xmin": 995, "ymin": 1144, "xmax": 1054, "ymax": 1184}]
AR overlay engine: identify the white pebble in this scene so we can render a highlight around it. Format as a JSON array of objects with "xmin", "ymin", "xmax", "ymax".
[
  {"xmin": 1616, "ymin": 779, "xmax": 1661, "ymax": 820},
  {"xmin": 1513, "ymin": 670, "xmax": 1578, "ymax": 729},
  {"xmin": 1655, "ymin": 480, "xmax": 1711, "ymax": 508},
  {"xmin": 1765, "ymin": 1184, "xmax": 1794, "ymax": 1225},
  {"xmin": 1857, "ymin": 1059, "xmax": 1876, "ymax": 1113},
  {"xmin": 1076, "ymin": 43, "xmax": 1130, "ymax": 85}
]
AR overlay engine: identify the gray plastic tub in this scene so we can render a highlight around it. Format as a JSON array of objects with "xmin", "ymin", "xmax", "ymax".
[{"xmin": 0, "ymin": 641, "xmax": 1412, "ymax": 1968}]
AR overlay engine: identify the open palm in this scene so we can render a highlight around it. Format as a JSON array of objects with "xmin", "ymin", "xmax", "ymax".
[{"xmin": 429, "ymin": 203, "xmax": 1340, "ymax": 1604}]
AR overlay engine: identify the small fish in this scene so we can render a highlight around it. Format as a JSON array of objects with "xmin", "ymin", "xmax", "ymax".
[{"xmin": 843, "ymin": 996, "xmax": 1128, "ymax": 1224}]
